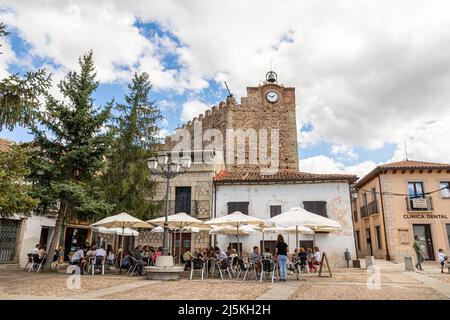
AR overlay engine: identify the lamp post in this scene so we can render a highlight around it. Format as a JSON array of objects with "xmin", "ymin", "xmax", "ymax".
[{"xmin": 147, "ymin": 154, "xmax": 192, "ymax": 256}]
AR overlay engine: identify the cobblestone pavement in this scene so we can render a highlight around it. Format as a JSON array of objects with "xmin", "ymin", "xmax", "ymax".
[{"xmin": 0, "ymin": 261, "xmax": 449, "ymax": 300}]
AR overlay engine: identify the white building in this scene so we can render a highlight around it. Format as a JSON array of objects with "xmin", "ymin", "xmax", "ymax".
[
  {"xmin": 0, "ymin": 214, "xmax": 56, "ymax": 267},
  {"xmin": 213, "ymin": 170, "xmax": 358, "ymax": 267}
]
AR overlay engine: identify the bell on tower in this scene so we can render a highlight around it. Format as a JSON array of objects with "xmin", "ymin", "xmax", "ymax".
[{"xmin": 265, "ymin": 71, "xmax": 277, "ymax": 83}]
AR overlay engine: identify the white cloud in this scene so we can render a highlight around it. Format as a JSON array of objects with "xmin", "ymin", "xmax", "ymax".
[
  {"xmin": 180, "ymin": 100, "xmax": 209, "ymax": 122},
  {"xmin": 3, "ymin": 0, "xmax": 450, "ymax": 166},
  {"xmin": 300, "ymin": 155, "xmax": 378, "ymax": 179},
  {"xmin": 330, "ymin": 144, "xmax": 358, "ymax": 160},
  {"xmin": 0, "ymin": 33, "xmax": 16, "ymax": 78}
]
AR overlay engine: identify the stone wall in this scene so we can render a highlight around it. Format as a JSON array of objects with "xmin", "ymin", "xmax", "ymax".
[{"xmin": 164, "ymin": 83, "xmax": 299, "ymax": 171}]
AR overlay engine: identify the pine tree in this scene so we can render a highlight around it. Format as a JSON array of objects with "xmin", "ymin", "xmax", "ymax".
[
  {"xmin": 28, "ymin": 51, "xmax": 113, "ymax": 270},
  {"xmin": 0, "ymin": 23, "xmax": 51, "ymax": 131},
  {"xmin": 0, "ymin": 143, "xmax": 39, "ymax": 217},
  {"xmin": 102, "ymin": 72, "xmax": 163, "ymax": 220}
]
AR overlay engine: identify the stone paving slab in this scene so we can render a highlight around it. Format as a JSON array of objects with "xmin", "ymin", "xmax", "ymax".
[
  {"xmin": 405, "ymin": 272, "xmax": 450, "ymax": 299},
  {"xmin": 68, "ymin": 279, "xmax": 159, "ymax": 299},
  {"xmin": 256, "ymin": 280, "xmax": 302, "ymax": 300}
]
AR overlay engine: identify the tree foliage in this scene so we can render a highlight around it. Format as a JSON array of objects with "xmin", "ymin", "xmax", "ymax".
[
  {"xmin": 0, "ymin": 23, "xmax": 51, "ymax": 131},
  {"xmin": 0, "ymin": 144, "xmax": 39, "ymax": 217},
  {"xmin": 102, "ymin": 72, "xmax": 163, "ymax": 220},
  {"xmin": 28, "ymin": 51, "xmax": 113, "ymax": 269}
]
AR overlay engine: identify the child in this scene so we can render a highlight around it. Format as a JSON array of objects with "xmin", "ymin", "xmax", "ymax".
[{"xmin": 438, "ymin": 249, "xmax": 447, "ymax": 273}]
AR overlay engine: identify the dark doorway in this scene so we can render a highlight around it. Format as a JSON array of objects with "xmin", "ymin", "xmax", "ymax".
[
  {"xmin": 173, "ymin": 232, "xmax": 192, "ymax": 261},
  {"xmin": 64, "ymin": 228, "xmax": 89, "ymax": 260},
  {"xmin": 260, "ymin": 240, "xmax": 276, "ymax": 255},
  {"xmin": 413, "ymin": 224, "xmax": 435, "ymax": 260},
  {"xmin": 39, "ymin": 227, "xmax": 49, "ymax": 248},
  {"xmin": 299, "ymin": 240, "xmax": 314, "ymax": 251},
  {"xmin": 175, "ymin": 187, "xmax": 191, "ymax": 214},
  {"xmin": 366, "ymin": 228, "xmax": 373, "ymax": 256},
  {"xmin": 229, "ymin": 242, "xmax": 243, "ymax": 253}
]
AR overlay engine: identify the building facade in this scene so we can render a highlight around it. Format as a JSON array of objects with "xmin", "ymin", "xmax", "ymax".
[
  {"xmin": 352, "ymin": 160, "xmax": 450, "ymax": 262},
  {"xmin": 153, "ymin": 72, "xmax": 358, "ymax": 262},
  {"xmin": 214, "ymin": 171, "xmax": 357, "ymax": 267}
]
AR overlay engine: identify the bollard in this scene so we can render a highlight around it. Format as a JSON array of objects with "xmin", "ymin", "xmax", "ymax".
[
  {"xmin": 404, "ymin": 256, "xmax": 415, "ymax": 271},
  {"xmin": 365, "ymin": 256, "xmax": 375, "ymax": 269}
]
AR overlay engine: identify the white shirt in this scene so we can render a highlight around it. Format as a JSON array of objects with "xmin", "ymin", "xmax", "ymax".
[
  {"xmin": 314, "ymin": 251, "xmax": 321, "ymax": 262},
  {"xmin": 439, "ymin": 252, "xmax": 447, "ymax": 263},
  {"xmin": 218, "ymin": 251, "xmax": 228, "ymax": 259},
  {"xmin": 71, "ymin": 249, "xmax": 84, "ymax": 262},
  {"xmin": 94, "ymin": 248, "xmax": 107, "ymax": 257},
  {"xmin": 31, "ymin": 247, "xmax": 39, "ymax": 255}
]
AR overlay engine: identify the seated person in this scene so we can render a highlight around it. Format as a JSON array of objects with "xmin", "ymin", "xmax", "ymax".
[
  {"xmin": 70, "ymin": 248, "xmax": 84, "ymax": 264},
  {"xmin": 249, "ymin": 246, "xmax": 262, "ymax": 274},
  {"xmin": 215, "ymin": 247, "xmax": 228, "ymax": 260},
  {"xmin": 31, "ymin": 244, "xmax": 40, "ymax": 255},
  {"xmin": 80, "ymin": 246, "xmax": 95, "ymax": 274},
  {"xmin": 182, "ymin": 248, "xmax": 195, "ymax": 269},
  {"xmin": 38, "ymin": 245, "xmax": 47, "ymax": 259},
  {"xmin": 262, "ymin": 248, "xmax": 273, "ymax": 260},
  {"xmin": 94, "ymin": 246, "xmax": 107, "ymax": 257},
  {"xmin": 133, "ymin": 245, "xmax": 143, "ymax": 261},
  {"xmin": 229, "ymin": 248, "xmax": 238, "ymax": 260},
  {"xmin": 151, "ymin": 247, "xmax": 162, "ymax": 264},
  {"xmin": 298, "ymin": 247, "xmax": 308, "ymax": 270}
]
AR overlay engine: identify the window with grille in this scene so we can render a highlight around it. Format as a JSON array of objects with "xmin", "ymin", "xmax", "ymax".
[
  {"xmin": 227, "ymin": 202, "xmax": 249, "ymax": 214},
  {"xmin": 270, "ymin": 205, "xmax": 282, "ymax": 218},
  {"xmin": 303, "ymin": 201, "xmax": 327, "ymax": 217}
]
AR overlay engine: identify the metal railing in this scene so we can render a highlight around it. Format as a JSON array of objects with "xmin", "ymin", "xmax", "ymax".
[
  {"xmin": 368, "ymin": 200, "xmax": 378, "ymax": 215},
  {"xmin": 150, "ymin": 200, "xmax": 199, "ymax": 217},
  {"xmin": 360, "ymin": 205, "xmax": 369, "ymax": 218},
  {"xmin": 405, "ymin": 196, "xmax": 433, "ymax": 212}
]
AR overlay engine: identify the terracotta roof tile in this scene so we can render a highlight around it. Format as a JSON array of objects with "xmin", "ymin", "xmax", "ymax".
[
  {"xmin": 0, "ymin": 138, "xmax": 14, "ymax": 150},
  {"xmin": 355, "ymin": 159, "xmax": 450, "ymax": 188},
  {"xmin": 214, "ymin": 169, "xmax": 357, "ymax": 184}
]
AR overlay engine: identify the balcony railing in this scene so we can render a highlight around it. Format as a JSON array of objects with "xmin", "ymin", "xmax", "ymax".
[
  {"xmin": 368, "ymin": 200, "xmax": 378, "ymax": 215},
  {"xmin": 405, "ymin": 196, "xmax": 433, "ymax": 212},
  {"xmin": 360, "ymin": 205, "xmax": 369, "ymax": 218}
]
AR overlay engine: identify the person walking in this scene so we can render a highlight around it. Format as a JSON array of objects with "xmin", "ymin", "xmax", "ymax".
[
  {"xmin": 275, "ymin": 234, "xmax": 288, "ymax": 282},
  {"xmin": 413, "ymin": 235, "xmax": 424, "ymax": 271}
]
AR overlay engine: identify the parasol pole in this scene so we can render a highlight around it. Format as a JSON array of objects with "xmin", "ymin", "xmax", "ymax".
[
  {"xmin": 296, "ymin": 225, "xmax": 299, "ymax": 251},
  {"xmin": 179, "ymin": 225, "xmax": 183, "ymax": 266},
  {"xmin": 119, "ymin": 223, "xmax": 125, "ymax": 274},
  {"xmin": 236, "ymin": 225, "xmax": 240, "ymax": 256}
]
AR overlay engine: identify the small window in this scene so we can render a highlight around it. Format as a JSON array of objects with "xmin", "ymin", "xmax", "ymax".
[
  {"xmin": 303, "ymin": 201, "xmax": 327, "ymax": 217},
  {"xmin": 270, "ymin": 205, "xmax": 282, "ymax": 218},
  {"xmin": 375, "ymin": 225, "xmax": 383, "ymax": 249},
  {"xmin": 355, "ymin": 231, "xmax": 361, "ymax": 250},
  {"xmin": 408, "ymin": 182, "xmax": 425, "ymax": 198},
  {"xmin": 440, "ymin": 182, "xmax": 450, "ymax": 198},
  {"xmin": 227, "ymin": 202, "xmax": 249, "ymax": 214},
  {"xmin": 371, "ymin": 188, "xmax": 377, "ymax": 201}
]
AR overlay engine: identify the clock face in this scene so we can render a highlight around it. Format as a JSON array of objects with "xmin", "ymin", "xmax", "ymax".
[{"xmin": 266, "ymin": 91, "xmax": 279, "ymax": 103}]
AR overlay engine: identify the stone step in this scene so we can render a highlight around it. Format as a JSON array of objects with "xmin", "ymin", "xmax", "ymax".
[{"xmin": 0, "ymin": 263, "xmax": 20, "ymax": 270}]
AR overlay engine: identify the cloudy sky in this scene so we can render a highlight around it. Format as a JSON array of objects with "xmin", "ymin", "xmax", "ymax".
[{"xmin": 1, "ymin": 0, "xmax": 450, "ymax": 178}]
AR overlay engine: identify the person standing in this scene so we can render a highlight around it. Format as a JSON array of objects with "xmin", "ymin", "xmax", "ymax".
[
  {"xmin": 438, "ymin": 249, "xmax": 447, "ymax": 273},
  {"xmin": 413, "ymin": 235, "xmax": 424, "ymax": 271},
  {"xmin": 275, "ymin": 234, "xmax": 288, "ymax": 282}
]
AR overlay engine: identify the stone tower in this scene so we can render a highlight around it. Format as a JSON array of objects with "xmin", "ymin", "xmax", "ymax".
[{"xmin": 165, "ymin": 71, "xmax": 299, "ymax": 172}]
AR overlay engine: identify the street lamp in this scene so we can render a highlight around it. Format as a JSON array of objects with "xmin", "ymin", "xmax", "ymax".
[{"xmin": 147, "ymin": 153, "xmax": 192, "ymax": 256}]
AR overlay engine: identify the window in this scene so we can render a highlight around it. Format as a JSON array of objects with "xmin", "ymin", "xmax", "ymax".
[
  {"xmin": 353, "ymin": 210, "xmax": 358, "ymax": 222},
  {"xmin": 175, "ymin": 187, "xmax": 191, "ymax": 214},
  {"xmin": 375, "ymin": 225, "xmax": 383, "ymax": 249},
  {"xmin": 303, "ymin": 201, "xmax": 327, "ymax": 217},
  {"xmin": 355, "ymin": 231, "xmax": 361, "ymax": 250},
  {"xmin": 270, "ymin": 205, "xmax": 282, "ymax": 218},
  {"xmin": 371, "ymin": 188, "xmax": 377, "ymax": 201},
  {"xmin": 227, "ymin": 202, "xmax": 249, "ymax": 214},
  {"xmin": 363, "ymin": 193, "xmax": 368, "ymax": 207},
  {"xmin": 440, "ymin": 182, "xmax": 450, "ymax": 198},
  {"xmin": 408, "ymin": 182, "xmax": 425, "ymax": 198},
  {"xmin": 229, "ymin": 242, "xmax": 242, "ymax": 253}
]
